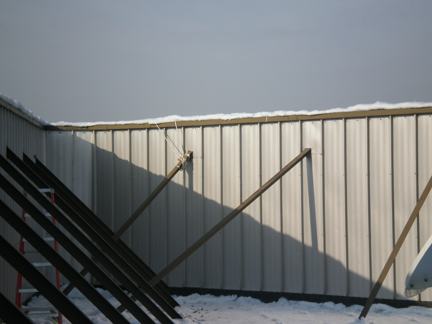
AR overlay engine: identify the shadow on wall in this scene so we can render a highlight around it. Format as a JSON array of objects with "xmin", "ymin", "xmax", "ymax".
[{"xmin": 45, "ymin": 134, "xmax": 400, "ymax": 304}]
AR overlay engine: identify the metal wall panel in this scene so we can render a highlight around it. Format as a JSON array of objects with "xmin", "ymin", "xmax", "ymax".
[
  {"xmin": 222, "ymin": 125, "xmax": 241, "ymax": 290},
  {"xmin": 184, "ymin": 127, "xmax": 203, "ymax": 287},
  {"xmin": 261, "ymin": 123, "xmax": 282, "ymax": 292},
  {"xmin": 323, "ymin": 119, "xmax": 347, "ymax": 296},
  {"xmin": 281, "ymin": 121, "xmax": 302, "ymax": 293},
  {"xmin": 70, "ymin": 131, "xmax": 93, "ymax": 274},
  {"xmin": 346, "ymin": 118, "xmax": 369, "ymax": 297},
  {"xmin": 113, "ymin": 131, "xmax": 131, "ymax": 245},
  {"xmin": 302, "ymin": 121, "xmax": 325, "ymax": 294},
  {"xmin": 166, "ymin": 128, "xmax": 186, "ymax": 287},
  {"xmin": 203, "ymin": 126, "xmax": 222, "ymax": 289},
  {"xmin": 369, "ymin": 117, "xmax": 394, "ymax": 299},
  {"xmin": 46, "ymin": 130, "xmax": 75, "ymax": 278},
  {"xmin": 130, "ymin": 130, "xmax": 150, "ymax": 265},
  {"xmin": 0, "ymin": 106, "xmax": 46, "ymax": 302},
  {"xmin": 72, "ymin": 132, "xmax": 93, "ymax": 209},
  {"xmin": 241, "ymin": 124, "xmax": 262, "ymax": 291},
  {"xmin": 14, "ymin": 108, "xmax": 432, "ymax": 303},
  {"xmin": 417, "ymin": 115, "xmax": 432, "ymax": 302},
  {"xmin": 95, "ymin": 131, "xmax": 114, "ymax": 230},
  {"xmin": 148, "ymin": 129, "xmax": 168, "ymax": 275},
  {"xmin": 393, "ymin": 116, "xmax": 418, "ymax": 299},
  {"xmin": 47, "ymin": 131, "xmax": 73, "ymax": 189}
]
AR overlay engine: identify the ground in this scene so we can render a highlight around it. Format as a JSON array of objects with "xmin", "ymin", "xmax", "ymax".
[{"xmin": 26, "ymin": 289, "xmax": 432, "ymax": 324}]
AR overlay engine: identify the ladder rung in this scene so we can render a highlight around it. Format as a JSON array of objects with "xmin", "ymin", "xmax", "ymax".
[
  {"xmin": 26, "ymin": 311, "xmax": 59, "ymax": 318},
  {"xmin": 22, "ymin": 307, "xmax": 57, "ymax": 313},
  {"xmin": 38, "ymin": 188, "xmax": 54, "ymax": 193},
  {"xmin": 24, "ymin": 212, "xmax": 52, "ymax": 218},
  {"xmin": 23, "ymin": 237, "xmax": 54, "ymax": 242},
  {"xmin": 32, "ymin": 262, "xmax": 52, "ymax": 267},
  {"xmin": 19, "ymin": 288, "xmax": 38, "ymax": 293}
]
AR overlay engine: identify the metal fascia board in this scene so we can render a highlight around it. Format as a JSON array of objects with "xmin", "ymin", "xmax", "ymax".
[{"xmin": 45, "ymin": 107, "xmax": 432, "ymax": 131}]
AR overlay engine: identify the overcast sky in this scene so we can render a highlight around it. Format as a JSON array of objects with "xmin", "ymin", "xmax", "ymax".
[{"xmin": 1, "ymin": 1, "xmax": 431, "ymax": 123}]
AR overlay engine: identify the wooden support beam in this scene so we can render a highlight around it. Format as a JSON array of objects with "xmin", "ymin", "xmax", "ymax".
[
  {"xmin": 359, "ymin": 174, "xmax": 432, "ymax": 319},
  {"xmin": 0, "ymin": 235, "xmax": 94, "ymax": 324},
  {"xmin": 0, "ymin": 291, "xmax": 35, "ymax": 324},
  {"xmin": 0, "ymin": 199, "xmax": 153, "ymax": 324},
  {"xmin": 114, "ymin": 150, "xmax": 192, "ymax": 240},
  {"xmin": 24, "ymin": 149, "xmax": 178, "ymax": 304},
  {"xmin": 149, "ymin": 148, "xmax": 311, "ymax": 286},
  {"xmin": 0, "ymin": 155, "xmax": 179, "ymax": 322}
]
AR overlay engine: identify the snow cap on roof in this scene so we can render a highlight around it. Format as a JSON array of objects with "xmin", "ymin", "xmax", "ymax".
[
  {"xmin": 51, "ymin": 101, "xmax": 432, "ymax": 127},
  {"xmin": 0, "ymin": 93, "xmax": 49, "ymax": 126},
  {"xmin": 1, "ymin": 91, "xmax": 431, "ymax": 127}
]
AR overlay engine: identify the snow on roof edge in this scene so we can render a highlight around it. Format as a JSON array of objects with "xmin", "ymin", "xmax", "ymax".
[
  {"xmin": 1, "ymin": 92, "xmax": 431, "ymax": 128},
  {"xmin": 0, "ymin": 93, "xmax": 49, "ymax": 126},
  {"xmin": 51, "ymin": 101, "xmax": 432, "ymax": 127}
]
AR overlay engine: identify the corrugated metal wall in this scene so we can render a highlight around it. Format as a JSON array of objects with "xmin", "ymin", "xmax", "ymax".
[
  {"xmin": 2, "ymin": 104, "xmax": 432, "ymax": 304},
  {"xmin": 43, "ymin": 112, "xmax": 432, "ymax": 302},
  {"xmin": 0, "ymin": 103, "xmax": 46, "ymax": 302}
]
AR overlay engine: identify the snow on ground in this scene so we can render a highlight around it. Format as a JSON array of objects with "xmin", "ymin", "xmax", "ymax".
[{"xmin": 26, "ymin": 288, "xmax": 432, "ymax": 324}]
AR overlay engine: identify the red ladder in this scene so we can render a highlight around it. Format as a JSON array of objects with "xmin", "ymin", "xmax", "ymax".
[{"xmin": 15, "ymin": 189, "xmax": 63, "ymax": 324}]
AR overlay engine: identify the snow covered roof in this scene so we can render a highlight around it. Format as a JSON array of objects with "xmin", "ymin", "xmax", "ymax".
[
  {"xmin": 51, "ymin": 101, "xmax": 432, "ymax": 128},
  {"xmin": 2, "ymin": 92, "xmax": 432, "ymax": 129},
  {"xmin": 0, "ymin": 93, "xmax": 49, "ymax": 126},
  {"xmin": 49, "ymin": 101, "xmax": 432, "ymax": 130}
]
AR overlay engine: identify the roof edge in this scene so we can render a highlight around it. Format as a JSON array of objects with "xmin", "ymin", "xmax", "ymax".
[
  {"xmin": 46, "ymin": 106, "xmax": 432, "ymax": 131},
  {"xmin": 0, "ymin": 95, "xmax": 48, "ymax": 128}
]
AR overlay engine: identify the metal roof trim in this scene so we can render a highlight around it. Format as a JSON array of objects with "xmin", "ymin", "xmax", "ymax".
[
  {"xmin": 45, "ymin": 106, "xmax": 432, "ymax": 131},
  {"xmin": 0, "ymin": 97, "xmax": 47, "ymax": 129}
]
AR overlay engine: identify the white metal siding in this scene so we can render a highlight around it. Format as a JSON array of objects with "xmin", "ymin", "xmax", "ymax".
[
  {"xmin": 281, "ymin": 121, "xmax": 302, "ymax": 293},
  {"xmin": 34, "ymin": 110, "xmax": 432, "ymax": 303},
  {"xmin": 393, "ymin": 116, "xmax": 418, "ymax": 299},
  {"xmin": 417, "ymin": 115, "xmax": 432, "ymax": 301},
  {"xmin": 222, "ymin": 125, "xmax": 241, "ymax": 290},
  {"xmin": 148, "ymin": 129, "xmax": 168, "ymax": 277},
  {"xmin": 302, "ymin": 121, "xmax": 325, "ymax": 294},
  {"xmin": 130, "ymin": 130, "xmax": 150, "ymax": 265},
  {"xmin": 324, "ymin": 119, "xmax": 346, "ymax": 296},
  {"xmin": 113, "ymin": 131, "xmax": 131, "ymax": 244},
  {"xmin": 346, "ymin": 119, "xmax": 370, "ymax": 297},
  {"xmin": 184, "ymin": 127, "xmax": 203, "ymax": 287},
  {"xmin": 241, "ymin": 124, "xmax": 262, "ymax": 291},
  {"xmin": 369, "ymin": 117, "xmax": 394, "ymax": 299},
  {"xmin": 0, "ymin": 105, "xmax": 46, "ymax": 302},
  {"xmin": 203, "ymin": 126, "xmax": 222, "ymax": 289},
  {"xmin": 261, "ymin": 123, "xmax": 282, "ymax": 292},
  {"xmin": 95, "ymin": 131, "xmax": 114, "ymax": 230},
  {"xmin": 166, "ymin": 128, "xmax": 186, "ymax": 286}
]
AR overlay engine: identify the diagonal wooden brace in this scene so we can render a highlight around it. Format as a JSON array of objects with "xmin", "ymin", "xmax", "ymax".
[
  {"xmin": 114, "ymin": 150, "xmax": 192, "ymax": 240},
  {"xmin": 359, "ymin": 173, "xmax": 432, "ymax": 319},
  {"xmin": 149, "ymin": 148, "xmax": 311, "ymax": 286}
]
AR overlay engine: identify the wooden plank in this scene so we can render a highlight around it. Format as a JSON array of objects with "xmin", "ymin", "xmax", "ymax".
[
  {"xmin": 149, "ymin": 148, "xmax": 311, "ymax": 286},
  {"xmin": 359, "ymin": 174, "xmax": 432, "ymax": 319}
]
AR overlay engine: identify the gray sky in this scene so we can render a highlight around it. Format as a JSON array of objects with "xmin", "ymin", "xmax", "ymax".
[{"xmin": 1, "ymin": 1, "xmax": 431, "ymax": 123}]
